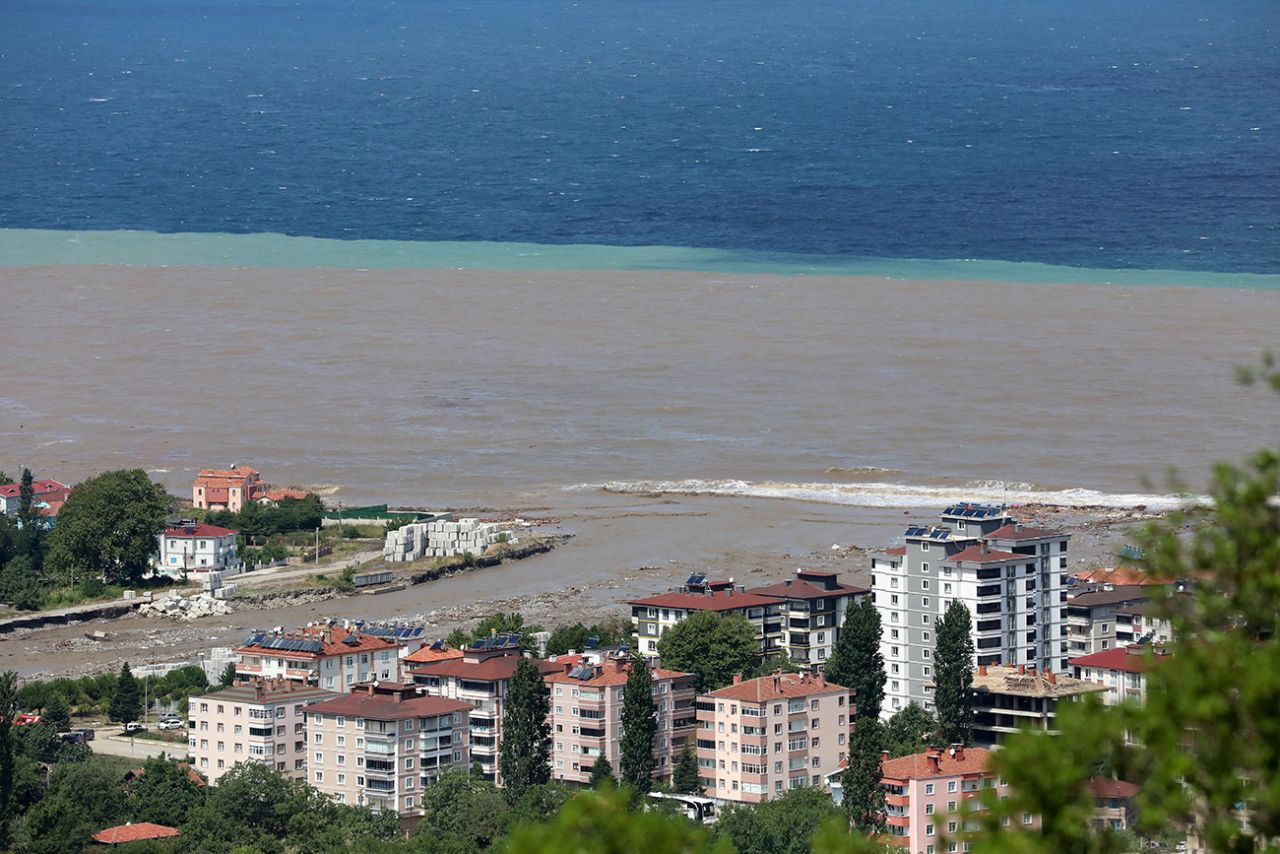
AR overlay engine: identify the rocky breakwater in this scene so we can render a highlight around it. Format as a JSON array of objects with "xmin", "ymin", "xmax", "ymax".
[{"xmin": 137, "ymin": 592, "xmax": 233, "ymax": 621}]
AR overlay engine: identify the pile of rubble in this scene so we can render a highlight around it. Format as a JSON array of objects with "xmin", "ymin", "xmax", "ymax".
[
  {"xmin": 384, "ymin": 517, "xmax": 511, "ymax": 563},
  {"xmin": 136, "ymin": 593, "xmax": 232, "ymax": 621}
]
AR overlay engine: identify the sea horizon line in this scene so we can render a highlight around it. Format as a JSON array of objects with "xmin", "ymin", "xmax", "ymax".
[{"xmin": 2, "ymin": 227, "xmax": 1279, "ymax": 291}]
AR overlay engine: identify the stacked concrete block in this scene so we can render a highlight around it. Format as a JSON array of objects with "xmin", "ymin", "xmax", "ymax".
[{"xmin": 383, "ymin": 517, "xmax": 505, "ymax": 563}]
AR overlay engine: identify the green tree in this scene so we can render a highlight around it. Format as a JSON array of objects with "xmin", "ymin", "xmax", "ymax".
[
  {"xmin": 15, "ymin": 756, "xmax": 131, "ymax": 854},
  {"xmin": 499, "ymin": 657, "xmax": 551, "ymax": 797},
  {"xmin": 842, "ymin": 717, "xmax": 886, "ymax": 834},
  {"xmin": 933, "ymin": 599, "xmax": 974, "ymax": 746},
  {"xmin": 499, "ymin": 786, "xmax": 728, "ymax": 854},
  {"xmin": 0, "ymin": 671, "xmax": 18, "ymax": 849},
  {"xmin": 965, "ymin": 356, "xmax": 1280, "ymax": 853},
  {"xmin": 109, "ymin": 662, "xmax": 141, "ymax": 723},
  {"xmin": 589, "ymin": 756, "xmax": 615, "ymax": 788},
  {"xmin": 411, "ymin": 769, "xmax": 511, "ymax": 850},
  {"xmin": 42, "ymin": 693, "xmax": 70, "ymax": 732},
  {"xmin": 823, "ymin": 597, "xmax": 885, "ymax": 722},
  {"xmin": 655, "ymin": 612, "xmax": 758, "ymax": 692},
  {"xmin": 129, "ymin": 755, "xmax": 206, "ymax": 827},
  {"xmin": 714, "ymin": 787, "xmax": 844, "ymax": 854},
  {"xmin": 0, "ymin": 473, "xmax": 12, "ymax": 486},
  {"xmin": 884, "ymin": 703, "xmax": 937, "ymax": 758},
  {"xmin": 45, "ymin": 469, "xmax": 170, "ymax": 585},
  {"xmin": 620, "ymin": 657, "xmax": 657, "ymax": 794},
  {"xmin": 673, "ymin": 745, "xmax": 701, "ymax": 794},
  {"xmin": 0, "ymin": 555, "xmax": 45, "ymax": 610},
  {"xmin": 220, "ymin": 661, "xmax": 239, "ymax": 687}
]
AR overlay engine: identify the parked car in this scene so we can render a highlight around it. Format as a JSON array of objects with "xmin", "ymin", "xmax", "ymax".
[
  {"xmin": 74, "ymin": 727, "xmax": 95, "ymax": 742},
  {"xmin": 58, "ymin": 731, "xmax": 86, "ymax": 745},
  {"xmin": 122, "ymin": 722, "xmax": 148, "ymax": 734},
  {"xmin": 157, "ymin": 719, "xmax": 184, "ymax": 731}
]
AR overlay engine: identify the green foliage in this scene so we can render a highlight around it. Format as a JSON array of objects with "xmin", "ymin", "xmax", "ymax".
[
  {"xmin": 220, "ymin": 661, "xmax": 239, "ymax": 688},
  {"xmin": 16, "ymin": 756, "xmax": 131, "ymax": 854},
  {"xmin": 672, "ymin": 746, "xmax": 701, "ymax": 794},
  {"xmin": 0, "ymin": 473, "xmax": 11, "ymax": 486},
  {"xmin": 620, "ymin": 657, "xmax": 657, "ymax": 792},
  {"xmin": 0, "ymin": 671, "xmax": 18, "ymax": 848},
  {"xmin": 883, "ymin": 703, "xmax": 937, "ymax": 758},
  {"xmin": 499, "ymin": 658, "xmax": 552, "ymax": 797},
  {"xmin": 129, "ymin": 755, "xmax": 206, "ymax": 827},
  {"xmin": 42, "ymin": 694, "xmax": 70, "ymax": 732},
  {"xmin": 110, "ymin": 662, "xmax": 141, "ymax": 723},
  {"xmin": 842, "ymin": 718, "xmax": 886, "ymax": 834},
  {"xmin": 933, "ymin": 599, "xmax": 974, "ymax": 746},
  {"xmin": 823, "ymin": 598, "xmax": 885, "ymax": 722},
  {"xmin": 543, "ymin": 617, "xmax": 631, "ymax": 657},
  {"xmin": 655, "ymin": 611, "xmax": 759, "ymax": 692},
  {"xmin": 44, "ymin": 469, "xmax": 170, "ymax": 585},
  {"xmin": 499, "ymin": 786, "xmax": 729, "ymax": 854},
  {"xmin": 588, "ymin": 756, "xmax": 615, "ymax": 788},
  {"xmin": 0, "ymin": 555, "xmax": 45, "ymax": 610},
  {"xmin": 205, "ymin": 494, "xmax": 324, "ymax": 537},
  {"xmin": 714, "ymin": 786, "xmax": 844, "ymax": 854}
]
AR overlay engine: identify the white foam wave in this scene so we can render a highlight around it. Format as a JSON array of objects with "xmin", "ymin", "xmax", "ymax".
[{"xmin": 572, "ymin": 478, "xmax": 1201, "ymax": 511}]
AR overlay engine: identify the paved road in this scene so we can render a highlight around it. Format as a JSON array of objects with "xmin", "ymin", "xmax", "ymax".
[
  {"xmin": 232, "ymin": 549, "xmax": 382, "ymax": 589},
  {"xmin": 89, "ymin": 726, "xmax": 188, "ymax": 761}
]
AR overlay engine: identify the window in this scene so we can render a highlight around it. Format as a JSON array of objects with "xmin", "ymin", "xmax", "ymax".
[
  {"xmin": 926, "ymin": 803, "xmax": 935, "ymax": 815},
  {"xmin": 948, "ymin": 821, "xmax": 958, "ymax": 833},
  {"xmin": 922, "ymin": 580, "xmax": 930, "ymax": 591},
  {"xmin": 948, "ymin": 780, "xmax": 957, "ymax": 793},
  {"xmin": 925, "ymin": 783, "xmax": 934, "ymax": 795},
  {"xmin": 314, "ymin": 771, "xmax": 324, "ymax": 783},
  {"xmin": 922, "ymin": 614, "xmax": 930, "ymax": 624}
]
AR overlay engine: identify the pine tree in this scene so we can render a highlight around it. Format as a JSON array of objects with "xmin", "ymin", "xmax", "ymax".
[
  {"xmin": 498, "ymin": 657, "xmax": 551, "ymax": 797},
  {"xmin": 672, "ymin": 745, "xmax": 701, "ymax": 794},
  {"xmin": 588, "ymin": 756, "xmax": 615, "ymax": 788},
  {"xmin": 43, "ymin": 693, "xmax": 71, "ymax": 732},
  {"xmin": 220, "ymin": 662, "xmax": 238, "ymax": 687},
  {"xmin": 934, "ymin": 599, "xmax": 975, "ymax": 746},
  {"xmin": 619, "ymin": 657, "xmax": 657, "ymax": 794},
  {"xmin": 842, "ymin": 717, "xmax": 887, "ymax": 833},
  {"xmin": 823, "ymin": 597, "xmax": 885, "ymax": 722},
  {"xmin": 109, "ymin": 662, "xmax": 141, "ymax": 723}
]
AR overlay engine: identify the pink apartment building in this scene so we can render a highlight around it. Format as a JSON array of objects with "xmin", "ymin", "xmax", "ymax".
[
  {"xmin": 192, "ymin": 465, "xmax": 264, "ymax": 512},
  {"xmin": 544, "ymin": 650, "xmax": 696, "ymax": 785},
  {"xmin": 696, "ymin": 671, "xmax": 852, "ymax": 804},
  {"xmin": 871, "ymin": 746, "xmax": 1030, "ymax": 854},
  {"xmin": 306, "ymin": 682, "xmax": 473, "ymax": 816},
  {"xmin": 188, "ymin": 679, "xmax": 338, "ymax": 784}
]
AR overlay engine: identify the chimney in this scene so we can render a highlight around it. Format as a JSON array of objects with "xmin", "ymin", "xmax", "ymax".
[
  {"xmin": 563, "ymin": 662, "xmax": 574, "ymax": 675},
  {"xmin": 731, "ymin": 673, "xmax": 744, "ymax": 685},
  {"xmin": 977, "ymin": 664, "xmax": 987, "ymax": 676},
  {"xmin": 926, "ymin": 752, "xmax": 940, "ymax": 773},
  {"xmin": 881, "ymin": 750, "xmax": 889, "ymax": 763},
  {"xmin": 818, "ymin": 672, "xmax": 825, "ymax": 687},
  {"xmin": 952, "ymin": 744, "xmax": 965, "ymax": 761},
  {"xmin": 1018, "ymin": 664, "xmax": 1026, "ymax": 676},
  {"xmin": 1047, "ymin": 671, "xmax": 1057, "ymax": 685},
  {"xmin": 773, "ymin": 675, "xmax": 781, "ymax": 692},
  {"xmin": 784, "ymin": 580, "xmax": 792, "ymax": 587}
]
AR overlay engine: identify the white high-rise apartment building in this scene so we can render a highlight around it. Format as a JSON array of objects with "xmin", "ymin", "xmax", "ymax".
[{"xmin": 871, "ymin": 503, "xmax": 1070, "ymax": 718}]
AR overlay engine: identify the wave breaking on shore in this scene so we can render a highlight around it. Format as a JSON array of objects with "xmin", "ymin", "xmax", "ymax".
[{"xmin": 575, "ymin": 478, "xmax": 1201, "ymax": 511}]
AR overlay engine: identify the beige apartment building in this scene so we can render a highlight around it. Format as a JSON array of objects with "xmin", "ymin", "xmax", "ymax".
[
  {"xmin": 407, "ymin": 635, "xmax": 559, "ymax": 785},
  {"xmin": 545, "ymin": 650, "xmax": 696, "ymax": 785},
  {"xmin": 696, "ymin": 671, "xmax": 852, "ymax": 804},
  {"xmin": 188, "ymin": 680, "xmax": 337, "ymax": 784},
  {"xmin": 306, "ymin": 682, "xmax": 473, "ymax": 815},
  {"xmin": 234, "ymin": 627, "xmax": 402, "ymax": 691}
]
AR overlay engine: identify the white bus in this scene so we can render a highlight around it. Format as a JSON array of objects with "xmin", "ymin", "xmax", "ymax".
[{"xmin": 647, "ymin": 792, "xmax": 718, "ymax": 824}]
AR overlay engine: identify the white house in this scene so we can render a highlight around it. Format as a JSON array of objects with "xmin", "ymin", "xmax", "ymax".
[{"xmin": 156, "ymin": 521, "xmax": 242, "ymax": 578}]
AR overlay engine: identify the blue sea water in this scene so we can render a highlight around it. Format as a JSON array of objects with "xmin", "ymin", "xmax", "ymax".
[{"xmin": 2, "ymin": 0, "xmax": 1277, "ymax": 275}]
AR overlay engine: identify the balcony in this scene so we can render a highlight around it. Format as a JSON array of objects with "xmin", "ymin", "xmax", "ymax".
[
  {"xmin": 364, "ymin": 739, "xmax": 396, "ymax": 755},
  {"xmin": 366, "ymin": 778, "xmax": 395, "ymax": 793},
  {"xmin": 579, "ymin": 727, "xmax": 606, "ymax": 739},
  {"xmin": 365, "ymin": 758, "xmax": 395, "ymax": 774}
]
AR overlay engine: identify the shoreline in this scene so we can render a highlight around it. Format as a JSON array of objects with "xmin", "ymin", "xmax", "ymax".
[{"xmin": 3, "ymin": 496, "xmax": 1152, "ymax": 682}]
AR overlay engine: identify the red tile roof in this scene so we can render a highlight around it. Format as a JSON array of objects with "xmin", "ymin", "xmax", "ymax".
[
  {"xmin": 0, "ymin": 479, "xmax": 70, "ymax": 499},
  {"xmin": 944, "ymin": 545, "xmax": 1023, "ymax": 564},
  {"xmin": 235, "ymin": 628, "xmax": 399, "ymax": 660},
  {"xmin": 1089, "ymin": 776, "xmax": 1141, "ymax": 798},
  {"xmin": 410, "ymin": 654, "xmax": 560, "ymax": 682},
  {"xmin": 544, "ymin": 658, "xmax": 691, "ymax": 688},
  {"xmin": 404, "ymin": 643, "xmax": 466, "ymax": 665},
  {"xmin": 986, "ymin": 523, "xmax": 1064, "ymax": 541},
  {"xmin": 629, "ymin": 590, "xmax": 779, "ymax": 611},
  {"xmin": 164, "ymin": 523, "xmax": 238, "ymax": 538},
  {"xmin": 746, "ymin": 579, "xmax": 869, "ymax": 601},
  {"xmin": 307, "ymin": 686, "xmax": 472, "ymax": 720},
  {"xmin": 92, "ymin": 823, "xmax": 180, "ymax": 844},
  {"xmin": 704, "ymin": 671, "xmax": 847, "ymax": 703},
  {"xmin": 875, "ymin": 547, "xmax": 907, "ymax": 557},
  {"xmin": 1072, "ymin": 566, "xmax": 1169, "ymax": 587},
  {"xmin": 881, "ymin": 747, "xmax": 994, "ymax": 781},
  {"xmin": 1069, "ymin": 645, "xmax": 1153, "ymax": 674}
]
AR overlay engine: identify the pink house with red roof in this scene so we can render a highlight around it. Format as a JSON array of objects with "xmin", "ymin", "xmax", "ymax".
[{"xmin": 155, "ymin": 520, "xmax": 241, "ymax": 578}]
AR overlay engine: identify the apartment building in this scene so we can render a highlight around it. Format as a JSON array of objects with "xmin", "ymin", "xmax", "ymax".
[
  {"xmin": 1114, "ymin": 600, "xmax": 1176, "ymax": 647},
  {"xmin": 970, "ymin": 664, "xmax": 1105, "ymax": 748},
  {"xmin": 696, "ymin": 671, "xmax": 851, "ymax": 804},
  {"xmin": 545, "ymin": 650, "xmax": 696, "ymax": 785},
  {"xmin": 1069, "ymin": 644, "xmax": 1164, "ymax": 706},
  {"xmin": 744, "ymin": 570, "xmax": 870, "ymax": 665},
  {"xmin": 188, "ymin": 680, "xmax": 337, "ymax": 784},
  {"xmin": 874, "ymin": 745, "xmax": 1029, "ymax": 854},
  {"xmin": 407, "ymin": 634, "xmax": 559, "ymax": 785},
  {"xmin": 871, "ymin": 503, "xmax": 1070, "ymax": 718},
  {"xmin": 307, "ymin": 682, "xmax": 472, "ymax": 815},
  {"xmin": 1065, "ymin": 585, "xmax": 1152, "ymax": 656},
  {"xmin": 234, "ymin": 627, "xmax": 401, "ymax": 690},
  {"xmin": 1090, "ymin": 777, "xmax": 1141, "ymax": 832},
  {"xmin": 630, "ymin": 575, "xmax": 783, "ymax": 659},
  {"xmin": 155, "ymin": 521, "xmax": 242, "ymax": 578}
]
